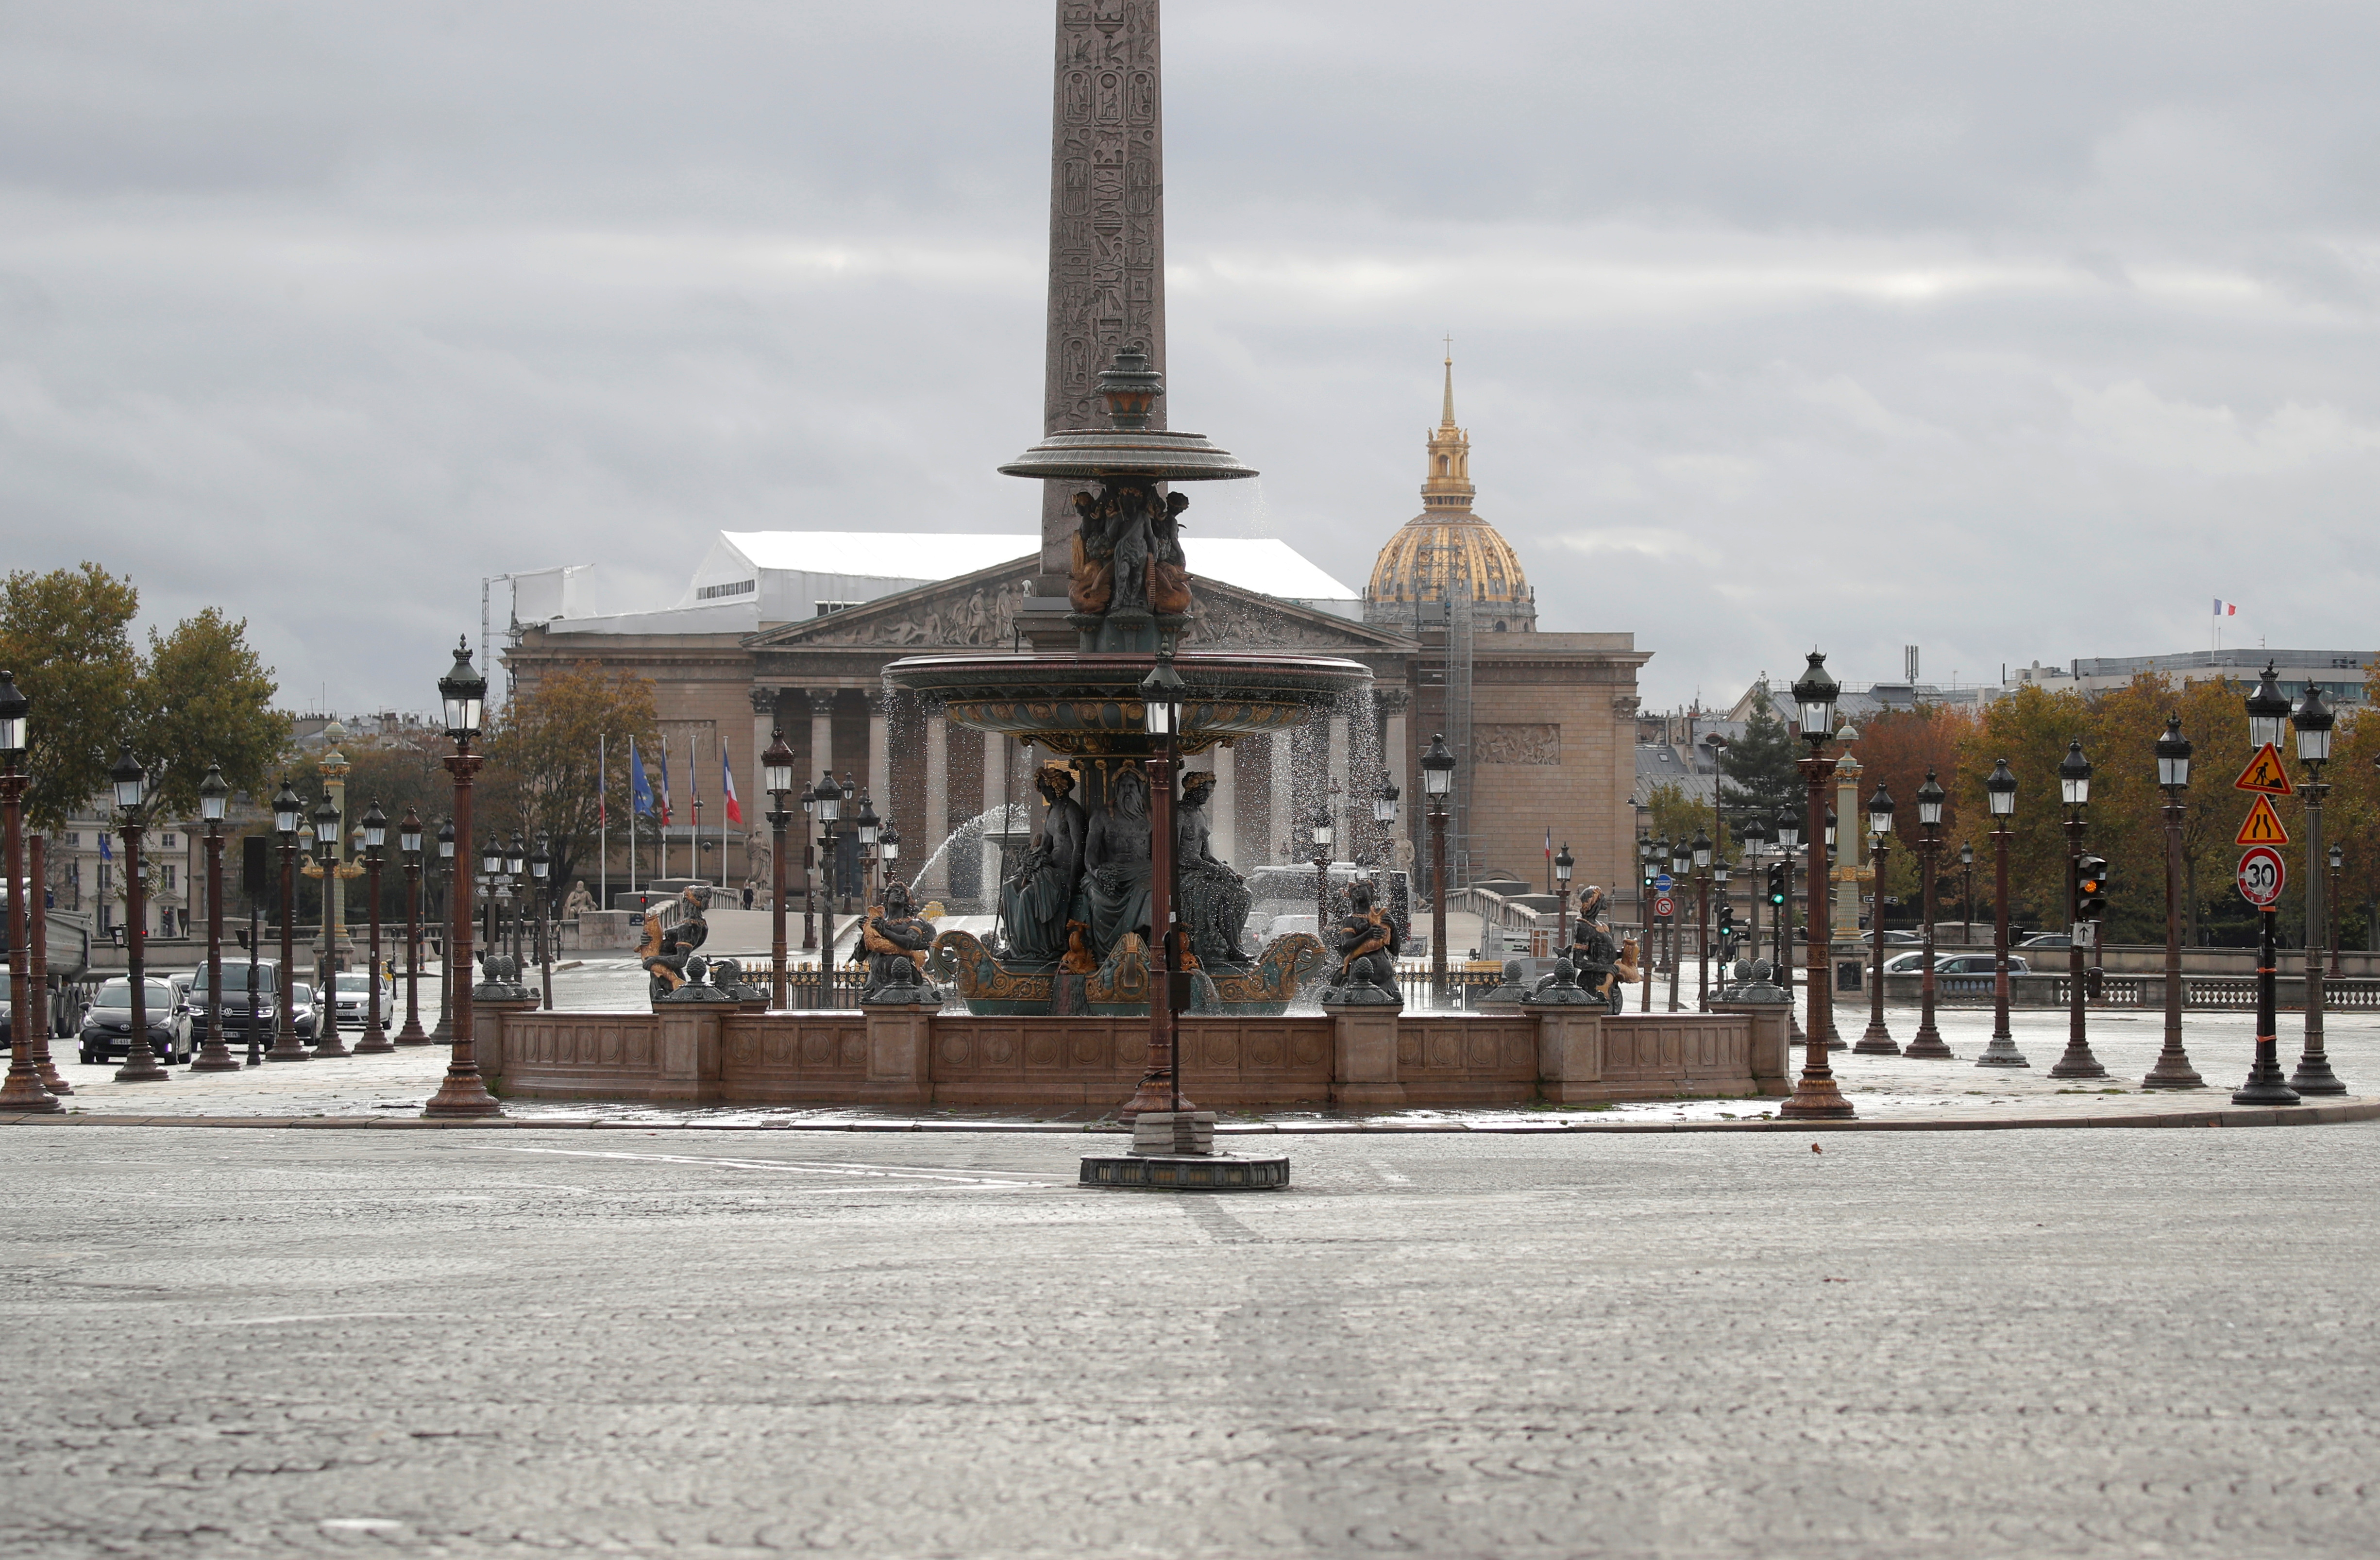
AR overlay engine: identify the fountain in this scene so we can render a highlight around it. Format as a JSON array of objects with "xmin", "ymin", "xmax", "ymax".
[{"xmin": 887, "ymin": 345, "xmax": 1363, "ymax": 1024}]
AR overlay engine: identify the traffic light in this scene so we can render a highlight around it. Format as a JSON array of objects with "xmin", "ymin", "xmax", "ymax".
[
  {"xmin": 2077, "ymin": 854, "xmax": 2110, "ymax": 920},
  {"xmin": 1767, "ymin": 862, "xmax": 1787, "ymax": 907},
  {"xmin": 1717, "ymin": 901, "xmax": 1736, "ymax": 936}
]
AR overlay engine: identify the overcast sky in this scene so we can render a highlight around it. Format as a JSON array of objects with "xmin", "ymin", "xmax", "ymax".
[{"xmin": 4, "ymin": 0, "xmax": 2377, "ymax": 715}]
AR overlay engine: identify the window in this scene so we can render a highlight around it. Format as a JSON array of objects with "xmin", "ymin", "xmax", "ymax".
[
  {"xmin": 163, "ymin": 865, "xmax": 177, "ymax": 892},
  {"xmin": 696, "ymin": 578, "xmax": 757, "ymax": 601},
  {"xmin": 63, "ymin": 833, "xmax": 78, "ymax": 847},
  {"xmin": 814, "ymin": 601, "xmax": 861, "ymax": 617},
  {"xmin": 160, "ymin": 833, "xmax": 176, "ymax": 848}
]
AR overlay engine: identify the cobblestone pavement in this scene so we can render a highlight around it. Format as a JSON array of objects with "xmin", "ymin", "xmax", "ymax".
[
  {"xmin": 4, "ymin": 1123, "xmax": 2379, "ymax": 1558},
  {"xmin": 32, "ymin": 1005, "xmax": 2379, "ymax": 1130}
]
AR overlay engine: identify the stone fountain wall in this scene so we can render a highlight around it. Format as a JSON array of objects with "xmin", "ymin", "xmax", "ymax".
[{"xmin": 481, "ymin": 1005, "xmax": 1790, "ymax": 1112}]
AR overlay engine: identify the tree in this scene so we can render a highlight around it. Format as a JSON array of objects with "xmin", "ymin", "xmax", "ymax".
[
  {"xmin": 134, "ymin": 608, "xmax": 293, "ymax": 819},
  {"xmin": 1852, "ymin": 704, "xmax": 1974, "ymax": 925},
  {"xmin": 0, "ymin": 563, "xmax": 140, "ymax": 828},
  {"xmin": 1951, "ymin": 682, "xmax": 2091, "ymax": 935},
  {"xmin": 482, "ymin": 664, "xmax": 660, "ymax": 895},
  {"xmin": 1641, "ymin": 780, "xmax": 1708, "ymax": 853},
  {"xmin": 1718, "ymin": 695, "xmax": 1801, "ymax": 840}
]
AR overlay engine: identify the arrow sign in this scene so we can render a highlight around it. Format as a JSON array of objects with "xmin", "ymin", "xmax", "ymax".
[
  {"xmin": 2235, "ymin": 743, "xmax": 2296, "ymax": 796},
  {"xmin": 2235, "ymin": 793, "xmax": 2291, "ymax": 847}
]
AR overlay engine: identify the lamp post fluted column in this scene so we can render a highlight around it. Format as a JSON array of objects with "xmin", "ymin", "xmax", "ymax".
[
  {"xmin": 267, "ymin": 779, "xmax": 309, "ymax": 1061},
  {"xmin": 396, "ymin": 809, "xmax": 428, "ymax": 1043},
  {"xmin": 355, "ymin": 800, "xmax": 392, "ymax": 1052},
  {"xmin": 763, "ymin": 729, "xmax": 795, "ymax": 1008},
  {"xmin": 425, "ymin": 639, "xmax": 503, "ymax": 1118},
  {"xmin": 311, "ymin": 792, "xmax": 349, "ymax": 1060},
  {"xmin": 1420, "ymin": 735, "xmax": 1455, "ymax": 1006},
  {"xmin": 1905, "ymin": 770, "xmax": 1950, "ymax": 1059},
  {"xmin": 1975, "ymin": 758, "xmax": 2028, "ymax": 1068},
  {"xmin": 1781, "ymin": 653, "xmax": 1853, "ymax": 1121},
  {"xmin": 1692, "ymin": 828, "xmax": 1712, "ymax": 1011},
  {"xmin": 431, "ymin": 818, "xmax": 455, "ymax": 1045},
  {"xmin": 110, "ymin": 746, "xmax": 168, "ymax": 1082},
  {"xmin": 190, "ymin": 767, "xmax": 240, "ymax": 1073}
]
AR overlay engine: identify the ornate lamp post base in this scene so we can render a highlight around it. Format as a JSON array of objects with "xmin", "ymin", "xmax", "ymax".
[
  {"xmin": 1974, "ymin": 1036, "xmax": 2030, "ymax": 1068},
  {"xmin": 1903, "ymin": 1027, "xmax": 1952, "ymax": 1061},
  {"xmin": 2046, "ymin": 1041, "xmax": 2107, "ymax": 1078},
  {"xmin": 1082, "ymin": 1111, "xmax": 1287, "ymax": 1191},
  {"xmin": 2142, "ymin": 1049, "xmax": 2205, "ymax": 1090}
]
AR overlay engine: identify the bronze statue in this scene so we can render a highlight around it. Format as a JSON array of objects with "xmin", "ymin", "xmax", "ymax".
[
  {"xmin": 638, "ymin": 884, "xmax": 712, "ymax": 1000},
  {"xmin": 1174, "ymin": 769, "xmax": 1250, "ymax": 966},
  {"xmin": 855, "ymin": 880, "xmax": 939, "ymax": 1003},
  {"xmin": 1068, "ymin": 489, "xmax": 1114, "ymax": 615},
  {"xmin": 999, "ymin": 764, "xmax": 1089, "ymax": 964},
  {"xmin": 560, "ymin": 879, "xmax": 597, "ymax": 920},
  {"xmin": 1148, "ymin": 490, "xmax": 1193, "ymax": 615},
  {"xmin": 1565, "ymin": 885, "xmax": 1632, "ymax": 1015},
  {"xmin": 1321, "ymin": 879, "xmax": 1401, "ymax": 1004},
  {"xmin": 1082, "ymin": 763, "xmax": 1154, "ymax": 958}
]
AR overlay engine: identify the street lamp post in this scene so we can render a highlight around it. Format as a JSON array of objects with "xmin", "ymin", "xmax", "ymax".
[
  {"xmin": 1374, "ymin": 778, "xmax": 1400, "ymax": 876},
  {"xmin": 1975, "ymin": 758, "xmax": 2028, "ymax": 1068},
  {"xmin": 312, "ymin": 792, "xmax": 349, "ymax": 1058},
  {"xmin": 1310, "ymin": 805, "xmax": 1335, "ymax": 937},
  {"xmin": 2144, "ymin": 715, "xmax": 2205, "ymax": 1089},
  {"xmin": 1126, "ymin": 652, "xmax": 1189, "ymax": 1119},
  {"xmin": 1959, "ymin": 842, "xmax": 1975, "ymax": 944},
  {"xmin": 1668, "ymin": 836, "xmax": 1690, "ymax": 1012},
  {"xmin": 2234, "ymin": 666, "xmax": 2302, "ymax": 1107},
  {"xmin": 811, "ymin": 772, "xmax": 842, "ymax": 990},
  {"xmin": 110, "ymin": 745, "xmax": 169, "ymax": 1082},
  {"xmin": 2048, "ymin": 740, "xmax": 2106, "ymax": 1078},
  {"xmin": 1637, "ymin": 836, "xmax": 1657, "ymax": 1012},
  {"xmin": 800, "ymin": 772, "xmax": 817, "ymax": 954},
  {"xmin": 267, "ymin": 779, "xmax": 309, "ymax": 1061},
  {"xmin": 1780, "ymin": 652, "xmax": 1853, "ymax": 1120},
  {"xmin": 1739, "ymin": 814, "xmax": 1767, "ymax": 962},
  {"xmin": 0, "ymin": 673, "xmax": 59, "ymax": 1110},
  {"xmin": 1856, "ymin": 784, "xmax": 1899, "ymax": 1055},
  {"xmin": 531, "ymin": 833, "xmax": 553, "ymax": 1010},
  {"xmin": 189, "ymin": 765, "xmax": 240, "ymax": 1073},
  {"xmin": 354, "ymin": 800, "xmax": 392, "ymax": 1052},
  {"xmin": 506, "ymin": 831, "xmax": 529, "ymax": 975},
  {"xmin": 1713, "ymin": 856, "xmax": 1731, "ymax": 981},
  {"xmin": 2287, "ymin": 678, "xmax": 2345, "ymax": 1094},
  {"xmin": 1774, "ymin": 811, "xmax": 1802, "ymax": 1043},
  {"xmin": 396, "ymin": 808, "xmax": 428, "ymax": 1043},
  {"xmin": 1422, "ymin": 734, "xmax": 1455, "ymax": 1004},
  {"xmin": 762, "ymin": 729, "xmax": 795, "ymax": 1007},
  {"xmin": 1905, "ymin": 771, "xmax": 1952, "ymax": 1059},
  {"xmin": 1553, "ymin": 841, "xmax": 1573, "ymax": 950},
  {"xmin": 431, "ymin": 817, "xmax": 455, "ymax": 1044},
  {"xmin": 423, "ymin": 638, "xmax": 503, "ymax": 1118},
  {"xmin": 837, "ymin": 772, "xmax": 858, "ymax": 913},
  {"xmin": 856, "ymin": 795, "xmax": 880, "ymax": 906},
  {"xmin": 1691, "ymin": 828, "xmax": 1713, "ymax": 1010},
  {"xmin": 2328, "ymin": 845, "xmax": 2345, "ymax": 978}
]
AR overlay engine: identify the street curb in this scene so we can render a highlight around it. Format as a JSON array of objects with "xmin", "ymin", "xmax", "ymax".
[{"xmin": 2, "ymin": 1101, "xmax": 2376, "ymax": 1135}]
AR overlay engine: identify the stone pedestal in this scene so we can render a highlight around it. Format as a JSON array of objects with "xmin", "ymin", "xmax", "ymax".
[
  {"xmin": 1533, "ymin": 1007, "xmax": 1604, "ymax": 1104},
  {"xmin": 1131, "ymin": 1110, "xmax": 1215, "ymax": 1156},
  {"xmin": 472, "ymin": 995, "xmax": 540, "ymax": 1085},
  {"xmin": 862, "ymin": 1001, "xmax": 934, "ymax": 1107},
  {"xmin": 1712, "ymin": 996, "xmax": 1795, "ymax": 1096},
  {"xmin": 656, "ymin": 1001, "xmax": 726, "ymax": 1104},
  {"xmin": 1324, "ymin": 1001, "xmax": 1407, "ymax": 1111}
]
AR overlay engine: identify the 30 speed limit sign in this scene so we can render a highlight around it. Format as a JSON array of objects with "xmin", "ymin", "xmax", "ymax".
[{"xmin": 2237, "ymin": 845, "xmax": 2285, "ymax": 908}]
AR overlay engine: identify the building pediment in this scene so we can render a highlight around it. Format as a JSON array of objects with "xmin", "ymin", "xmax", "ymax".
[{"xmin": 743, "ymin": 555, "xmax": 1410, "ymax": 655}]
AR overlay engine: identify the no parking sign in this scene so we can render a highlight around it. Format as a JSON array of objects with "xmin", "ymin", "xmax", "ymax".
[{"xmin": 1653, "ymin": 893, "xmax": 1674, "ymax": 919}]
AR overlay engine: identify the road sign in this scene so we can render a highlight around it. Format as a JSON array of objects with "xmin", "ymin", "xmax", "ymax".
[
  {"xmin": 2235, "ymin": 793, "xmax": 2291, "ymax": 847},
  {"xmin": 1654, "ymin": 873, "xmax": 1674, "ymax": 893},
  {"xmin": 2237, "ymin": 845, "xmax": 2285, "ymax": 907},
  {"xmin": 2234, "ymin": 743, "xmax": 2296, "ymax": 796},
  {"xmin": 1653, "ymin": 893, "xmax": 1674, "ymax": 919}
]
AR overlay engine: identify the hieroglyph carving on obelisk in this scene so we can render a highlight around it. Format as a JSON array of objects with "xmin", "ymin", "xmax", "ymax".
[{"xmin": 1036, "ymin": 0, "xmax": 1166, "ymax": 595}]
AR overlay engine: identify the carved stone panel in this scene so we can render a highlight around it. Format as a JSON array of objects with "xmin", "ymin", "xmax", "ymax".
[{"xmin": 1474, "ymin": 723, "xmax": 1561, "ymax": 766}]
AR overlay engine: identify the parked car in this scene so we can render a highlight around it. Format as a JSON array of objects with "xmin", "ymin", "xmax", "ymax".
[
  {"xmin": 188, "ymin": 961, "xmax": 287, "ymax": 1039},
  {"xmin": 2017, "ymin": 931, "xmax": 2071, "ymax": 950},
  {"xmin": 77, "ymin": 978, "xmax": 192, "ymax": 1065},
  {"xmin": 1859, "ymin": 929, "xmax": 1924, "ymax": 946},
  {"xmin": 329, "ymin": 969, "xmax": 396, "ymax": 1028},
  {"xmin": 1882, "ymin": 951, "xmax": 2033, "ymax": 976}
]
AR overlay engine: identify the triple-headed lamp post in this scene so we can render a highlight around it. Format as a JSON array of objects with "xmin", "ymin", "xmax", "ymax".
[
  {"xmin": 423, "ymin": 639, "xmax": 502, "ymax": 1118},
  {"xmin": 1421, "ymin": 734, "xmax": 1455, "ymax": 1003},
  {"xmin": 0, "ymin": 672, "xmax": 59, "ymax": 1111},
  {"xmin": 1905, "ymin": 771, "xmax": 1952, "ymax": 1059},
  {"xmin": 396, "ymin": 807, "xmax": 429, "ymax": 1043},
  {"xmin": 1780, "ymin": 652, "xmax": 1852, "ymax": 1120},
  {"xmin": 1975, "ymin": 758, "xmax": 2027, "ymax": 1068},
  {"xmin": 111, "ymin": 745, "xmax": 169, "ymax": 1083},
  {"xmin": 762, "ymin": 728, "xmax": 796, "ymax": 1008},
  {"xmin": 2144, "ymin": 715, "xmax": 2204, "ymax": 1089},
  {"xmin": 189, "ymin": 765, "xmax": 240, "ymax": 1073},
  {"xmin": 2287, "ymin": 677, "xmax": 2345, "ymax": 1094},
  {"xmin": 1855, "ymin": 784, "xmax": 1899, "ymax": 1055},
  {"xmin": 1126, "ymin": 651, "xmax": 1189, "ymax": 1118}
]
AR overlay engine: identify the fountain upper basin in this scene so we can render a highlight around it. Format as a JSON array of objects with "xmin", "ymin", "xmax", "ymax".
[{"xmin": 883, "ymin": 652, "xmax": 1372, "ymax": 755}]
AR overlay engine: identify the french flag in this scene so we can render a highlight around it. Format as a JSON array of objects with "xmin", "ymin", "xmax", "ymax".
[
  {"xmin": 2214, "ymin": 598, "xmax": 2238, "ymax": 617},
  {"xmin": 721, "ymin": 750, "xmax": 743, "ymax": 826}
]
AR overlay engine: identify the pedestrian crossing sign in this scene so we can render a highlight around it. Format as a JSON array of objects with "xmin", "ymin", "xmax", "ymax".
[
  {"xmin": 2234, "ymin": 793, "xmax": 2290, "ymax": 848},
  {"xmin": 2233, "ymin": 743, "xmax": 2295, "ymax": 796}
]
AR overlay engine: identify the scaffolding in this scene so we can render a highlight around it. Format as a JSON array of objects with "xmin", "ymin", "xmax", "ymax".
[{"xmin": 1444, "ymin": 573, "xmax": 1475, "ymax": 887}]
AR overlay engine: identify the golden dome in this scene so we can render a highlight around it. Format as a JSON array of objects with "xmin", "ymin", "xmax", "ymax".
[{"xmin": 1363, "ymin": 355, "xmax": 1535, "ymax": 631}]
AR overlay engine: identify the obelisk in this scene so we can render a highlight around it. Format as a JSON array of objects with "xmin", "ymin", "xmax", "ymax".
[{"xmin": 1022, "ymin": 0, "xmax": 1167, "ymax": 641}]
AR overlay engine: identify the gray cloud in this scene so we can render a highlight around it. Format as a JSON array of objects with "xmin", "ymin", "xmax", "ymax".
[{"xmin": 2, "ymin": 0, "xmax": 2376, "ymax": 717}]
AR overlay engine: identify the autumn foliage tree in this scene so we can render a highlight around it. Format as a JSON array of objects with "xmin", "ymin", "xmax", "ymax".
[{"xmin": 482, "ymin": 664, "xmax": 660, "ymax": 897}]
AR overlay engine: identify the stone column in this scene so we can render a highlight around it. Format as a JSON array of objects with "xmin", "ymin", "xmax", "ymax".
[
  {"xmin": 981, "ymin": 728, "xmax": 1006, "ymax": 899},
  {"xmin": 923, "ymin": 712, "xmax": 950, "ymax": 896},
  {"xmin": 1211, "ymin": 743, "xmax": 1238, "ymax": 868},
  {"xmin": 867, "ymin": 706, "xmax": 890, "ymax": 824},
  {"xmin": 808, "ymin": 690, "xmax": 836, "ymax": 788},
  {"xmin": 1327, "ymin": 714, "xmax": 1351, "ymax": 857},
  {"xmin": 1268, "ymin": 731, "xmax": 1295, "ymax": 866},
  {"xmin": 1380, "ymin": 689, "xmax": 1411, "ymax": 872}
]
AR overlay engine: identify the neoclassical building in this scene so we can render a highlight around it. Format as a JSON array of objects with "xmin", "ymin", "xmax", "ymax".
[{"xmin": 505, "ymin": 363, "xmax": 1647, "ymax": 907}]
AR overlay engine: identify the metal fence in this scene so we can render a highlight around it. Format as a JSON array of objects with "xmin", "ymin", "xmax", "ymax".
[{"xmin": 779, "ymin": 966, "xmax": 870, "ymax": 1010}]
